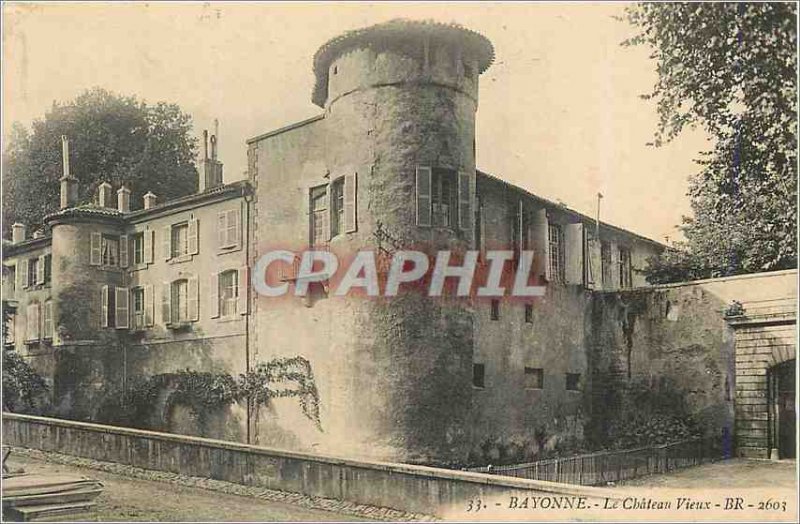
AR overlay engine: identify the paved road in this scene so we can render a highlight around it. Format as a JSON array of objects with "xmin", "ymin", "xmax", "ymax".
[
  {"xmin": 5, "ymin": 454, "xmax": 367, "ymax": 522},
  {"xmin": 618, "ymin": 458, "xmax": 796, "ymax": 489}
]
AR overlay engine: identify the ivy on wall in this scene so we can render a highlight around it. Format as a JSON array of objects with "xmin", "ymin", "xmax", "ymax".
[{"xmin": 96, "ymin": 357, "xmax": 322, "ymax": 432}]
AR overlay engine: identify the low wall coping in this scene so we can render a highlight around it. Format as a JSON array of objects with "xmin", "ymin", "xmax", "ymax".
[{"xmin": 3, "ymin": 412, "xmax": 617, "ymax": 499}]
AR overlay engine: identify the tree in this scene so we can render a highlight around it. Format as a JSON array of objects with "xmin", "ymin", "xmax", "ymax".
[
  {"xmin": 2, "ymin": 88, "xmax": 198, "ymax": 235},
  {"xmin": 623, "ymin": 3, "xmax": 797, "ymax": 282}
]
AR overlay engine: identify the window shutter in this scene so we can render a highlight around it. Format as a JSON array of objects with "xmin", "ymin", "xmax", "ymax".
[
  {"xmin": 188, "ymin": 218, "xmax": 199, "ymax": 255},
  {"xmin": 18, "ymin": 260, "xmax": 27, "ymax": 289},
  {"xmin": 119, "ymin": 235, "xmax": 129, "ymax": 268},
  {"xmin": 564, "ymin": 223, "xmax": 584, "ymax": 285},
  {"xmin": 90, "ymin": 232, "xmax": 102, "ymax": 266},
  {"xmin": 238, "ymin": 266, "xmax": 249, "ymax": 315},
  {"xmin": 36, "ymin": 255, "xmax": 45, "ymax": 284},
  {"xmin": 532, "ymin": 208, "xmax": 550, "ymax": 282},
  {"xmin": 458, "ymin": 171, "xmax": 471, "ymax": 231},
  {"xmin": 43, "ymin": 301, "xmax": 53, "ymax": 339},
  {"xmin": 144, "ymin": 284, "xmax": 154, "ymax": 326},
  {"xmin": 161, "ymin": 282, "xmax": 171, "ymax": 324},
  {"xmin": 115, "ymin": 287, "xmax": 129, "ymax": 329},
  {"xmin": 26, "ymin": 303, "xmax": 40, "ymax": 341},
  {"xmin": 344, "ymin": 171, "xmax": 357, "ymax": 233},
  {"xmin": 217, "ymin": 212, "xmax": 227, "ymax": 249},
  {"xmin": 188, "ymin": 275, "xmax": 199, "ymax": 321},
  {"xmin": 145, "ymin": 230, "xmax": 154, "ymax": 264},
  {"xmin": 416, "ymin": 166, "xmax": 432, "ymax": 226},
  {"xmin": 210, "ymin": 272, "xmax": 220, "ymax": 318},
  {"xmin": 101, "ymin": 285, "xmax": 109, "ymax": 328},
  {"xmin": 231, "ymin": 208, "xmax": 242, "ymax": 247},
  {"xmin": 163, "ymin": 226, "xmax": 172, "ymax": 260}
]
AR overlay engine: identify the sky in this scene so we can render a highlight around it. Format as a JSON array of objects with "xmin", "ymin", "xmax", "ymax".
[{"xmin": 2, "ymin": 1, "xmax": 711, "ymax": 242}]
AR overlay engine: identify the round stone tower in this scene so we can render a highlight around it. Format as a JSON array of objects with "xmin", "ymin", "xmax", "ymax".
[{"xmin": 310, "ymin": 20, "xmax": 494, "ymax": 463}]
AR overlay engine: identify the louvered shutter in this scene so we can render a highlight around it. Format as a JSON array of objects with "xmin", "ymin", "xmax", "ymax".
[
  {"xmin": 344, "ymin": 171, "xmax": 357, "ymax": 233},
  {"xmin": 564, "ymin": 223, "xmax": 584, "ymax": 285},
  {"xmin": 210, "ymin": 272, "xmax": 220, "ymax": 318},
  {"xmin": 18, "ymin": 259, "xmax": 27, "ymax": 289},
  {"xmin": 43, "ymin": 301, "xmax": 53, "ymax": 339},
  {"xmin": 238, "ymin": 266, "xmax": 249, "ymax": 315},
  {"xmin": 416, "ymin": 166, "xmax": 432, "ymax": 226},
  {"xmin": 532, "ymin": 208, "xmax": 550, "ymax": 282},
  {"xmin": 458, "ymin": 171, "xmax": 470, "ymax": 231},
  {"xmin": 163, "ymin": 226, "xmax": 172, "ymax": 260},
  {"xmin": 144, "ymin": 230, "xmax": 154, "ymax": 264},
  {"xmin": 231, "ymin": 208, "xmax": 241, "ymax": 247},
  {"xmin": 115, "ymin": 287, "xmax": 129, "ymax": 329},
  {"xmin": 36, "ymin": 255, "xmax": 45, "ymax": 284},
  {"xmin": 144, "ymin": 285, "xmax": 154, "ymax": 326},
  {"xmin": 188, "ymin": 275, "xmax": 199, "ymax": 321},
  {"xmin": 217, "ymin": 212, "xmax": 227, "ymax": 249},
  {"xmin": 161, "ymin": 282, "xmax": 171, "ymax": 324},
  {"xmin": 90, "ymin": 232, "xmax": 102, "ymax": 266},
  {"xmin": 188, "ymin": 218, "xmax": 199, "ymax": 255},
  {"xmin": 119, "ymin": 235, "xmax": 129, "ymax": 268},
  {"xmin": 101, "ymin": 285, "xmax": 109, "ymax": 328}
]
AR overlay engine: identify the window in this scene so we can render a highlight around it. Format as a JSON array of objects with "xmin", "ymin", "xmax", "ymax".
[
  {"xmin": 524, "ymin": 367, "xmax": 544, "ymax": 389},
  {"xmin": 601, "ymin": 241, "xmax": 612, "ymax": 287},
  {"xmin": 310, "ymin": 186, "xmax": 328, "ymax": 247},
  {"xmin": 548, "ymin": 224, "xmax": 565, "ymax": 283},
  {"xmin": 618, "ymin": 247, "xmax": 632, "ymax": 289},
  {"xmin": 102, "ymin": 286, "xmax": 116, "ymax": 328},
  {"xmin": 431, "ymin": 168, "xmax": 457, "ymax": 227},
  {"xmin": 26, "ymin": 303, "xmax": 40, "ymax": 341},
  {"xmin": 27, "ymin": 258, "xmax": 39, "ymax": 287},
  {"xmin": 132, "ymin": 287, "xmax": 145, "ymax": 329},
  {"xmin": 218, "ymin": 209, "xmax": 240, "ymax": 249},
  {"xmin": 219, "ymin": 270, "xmax": 239, "ymax": 317},
  {"xmin": 490, "ymin": 299, "xmax": 500, "ymax": 320},
  {"xmin": 524, "ymin": 303, "xmax": 533, "ymax": 323},
  {"xmin": 472, "ymin": 363, "xmax": 485, "ymax": 388},
  {"xmin": 101, "ymin": 235, "xmax": 119, "ymax": 267},
  {"xmin": 133, "ymin": 233, "xmax": 145, "ymax": 265},
  {"xmin": 566, "ymin": 373, "xmax": 581, "ymax": 391},
  {"xmin": 43, "ymin": 300, "xmax": 53, "ymax": 339},
  {"xmin": 171, "ymin": 223, "xmax": 189, "ymax": 258},
  {"xmin": 5, "ymin": 311, "xmax": 15, "ymax": 346},
  {"xmin": 172, "ymin": 279, "xmax": 189, "ymax": 324}
]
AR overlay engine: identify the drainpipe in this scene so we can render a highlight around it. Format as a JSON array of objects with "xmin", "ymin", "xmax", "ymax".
[{"xmin": 244, "ymin": 189, "xmax": 253, "ymax": 444}]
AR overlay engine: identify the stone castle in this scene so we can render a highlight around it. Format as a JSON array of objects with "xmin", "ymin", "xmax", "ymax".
[{"xmin": 3, "ymin": 20, "xmax": 794, "ymax": 463}]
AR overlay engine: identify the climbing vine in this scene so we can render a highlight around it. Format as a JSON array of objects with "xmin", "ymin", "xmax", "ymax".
[{"xmin": 96, "ymin": 357, "xmax": 322, "ymax": 431}]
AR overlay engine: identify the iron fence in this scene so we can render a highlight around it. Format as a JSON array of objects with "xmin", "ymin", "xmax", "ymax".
[{"xmin": 469, "ymin": 437, "xmax": 722, "ymax": 486}]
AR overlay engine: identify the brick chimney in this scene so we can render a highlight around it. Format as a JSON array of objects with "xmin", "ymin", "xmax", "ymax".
[
  {"xmin": 59, "ymin": 135, "xmax": 79, "ymax": 209},
  {"xmin": 97, "ymin": 182, "xmax": 114, "ymax": 208},
  {"xmin": 117, "ymin": 186, "xmax": 131, "ymax": 213},
  {"xmin": 143, "ymin": 192, "xmax": 157, "ymax": 210},
  {"xmin": 12, "ymin": 223, "xmax": 26, "ymax": 244},
  {"xmin": 198, "ymin": 120, "xmax": 224, "ymax": 192}
]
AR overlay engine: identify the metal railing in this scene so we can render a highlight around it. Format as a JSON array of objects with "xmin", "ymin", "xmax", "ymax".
[{"xmin": 469, "ymin": 438, "xmax": 722, "ymax": 486}]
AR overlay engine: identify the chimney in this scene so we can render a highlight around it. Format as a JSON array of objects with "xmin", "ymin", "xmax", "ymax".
[
  {"xmin": 97, "ymin": 182, "xmax": 113, "ymax": 208},
  {"xmin": 117, "ymin": 186, "xmax": 131, "ymax": 213},
  {"xmin": 198, "ymin": 123, "xmax": 223, "ymax": 192},
  {"xmin": 59, "ymin": 135, "xmax": 79, "ymax": 209},
  {"xmin": 12, "ymin": 223, "xmax": 26, "ymax": 244},
  {"xmin": 32, "ymin": 229, "xmax": 44, "ymax": 239},
  {"xmin": 143, "ymin": 192, "xmax": 157, "ymax": 210}
]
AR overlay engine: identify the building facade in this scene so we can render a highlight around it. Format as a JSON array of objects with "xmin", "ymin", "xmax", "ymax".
[{"xmin": 3, "ymin": 20, "xmax": 673, "ymax": 464}]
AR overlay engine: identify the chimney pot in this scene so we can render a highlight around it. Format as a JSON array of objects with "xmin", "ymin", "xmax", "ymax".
[
  {"xmin": 117, "ymin": 186, "xmax": 131, "ymax": 213},
  {"xmin": 97, "ymin": 182, "xmax": 114, "ymax": 208},
  {"xmin": 143, "ymin": 192, "xmax": 158, "ymax": 210},
  {"xmin": 12, "ymin": 223, "xmax": 26, "ymax": 244}
]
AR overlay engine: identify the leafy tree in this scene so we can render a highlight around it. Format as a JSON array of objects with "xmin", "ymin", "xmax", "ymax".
[
  {"xmin": 623, "ymin": 3, "xmax": 797, "ymax": 282},
  {"xmin": 2, "ymin": 88, "xmax": 198, "ymax": 235},
  {"xmin": 2, "ymin": 349, "xmax": 50, "ymax": 413}
]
